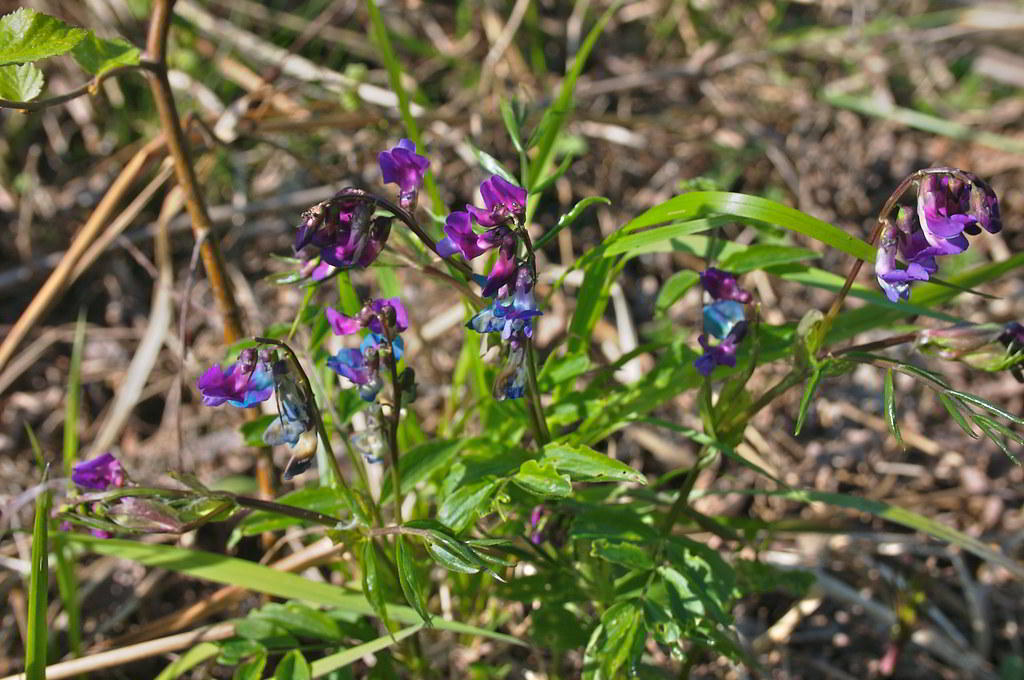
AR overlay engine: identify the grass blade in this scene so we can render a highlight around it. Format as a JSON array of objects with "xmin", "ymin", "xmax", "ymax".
[
  {"xmin": 26, "ymin": 466, "xmax": 51, "ymax": 680},
  {"xmin": 311, "ymin": 624, "xmax": 422, "ymax": 677},
  {"xmin": 883, "ymin": 368, "xmax": 903, "ymax": 447}
]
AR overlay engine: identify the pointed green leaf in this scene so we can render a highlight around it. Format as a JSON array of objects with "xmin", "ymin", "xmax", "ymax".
[
  {"xmin": 361, "ymin": 539, "xmax": 391, "ymax": 630},
  {"xmin": 718, "ymin": 244, "xmax": 818, "ymax": 273},
  {"xmin": 309, "ymin": 624, "xmax": 422, "ymax": 677},
  {"xmin": 499, "ymin": 97, "xmax": 525, "ymax": 153},
  {"xmin": 541, "ymin": 443, "xmax": 645, "ymax": 484},
  {"xmin": 883, "ymin": 368, "xmax": 903, "ymax": 447},
  {"xmin": 154, "ymin": 642, "xmax": 220, "ymax": 680},
  {"xmin": 655, "ymin": 270, "xmax": 700, "ymax": 314},
  {"xmin": 438, "ymin": 478, "xmax": 499, "ymax": 533},
  {"xmin": 468, "ymin": 142, "xmax": 518, "ymax": 184},
  {"xmin": 0, "ymin": 8, "xmax": 88, "ymax": 66},
  {"xmin": 794, "ymin": 368, "xmax": 823, "ymax": 436},
  {"xmin": 233, "ymin": 652, "xmax": 267, "ymax": 680},
  {"xmin": 0, "ymin": 62, "xmax": 43, "ymax": 102},
  {"xmin": 26, "ymin": 471, "xmax": 50, "ymax": 680},
  {"xmin": 513, "ymin": 460, "xmax": 572, "ymax": 497},
  {"xmin": 533, "ymin": 196, "xmax": 611, "ymax": 250},
  {"xmin": 71, "ymin": 34, "xmax": 139, "ymax": 75},
  {"xmin": 602, "ymin": 217, "xmax": 726, "ymax": 257},
  {"xmin": 590, "ymin": 539, "xmax": 654, "ymax": 571},
  {"xmin": 396, "ymin": 536, "xmax": 431, "ymax": 624},
  {"xmin": 273, "ymin": 649, "xmax": 311, "ymax": 680},
  {"xmin": 938, "ymin": 393, "xmax": 978, "ymax": 438}
]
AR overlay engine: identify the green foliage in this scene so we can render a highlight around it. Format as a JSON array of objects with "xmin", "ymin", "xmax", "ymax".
[
  {"xmin": 0, "ymin": 62, "xmax": 42, "ymax": 101},
  {"xmin": 0, "ymin": 8, "xmax": 87, "ymax": 66},
  {"xmin": 25, "ymin": 468, "xmax": 50, "ymax": 680},
  {"xmin": 71, "ymin": 34, "xmax": 140, "ymax": 75}
]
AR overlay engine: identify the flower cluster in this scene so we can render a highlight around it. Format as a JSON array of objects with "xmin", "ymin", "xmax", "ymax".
[
  {"xmin": 326, "ymin": 297, "xmax": 408, "ymax": 403},
  {"xmin": 67, "ymin": 453, "xmax": 127, "ymax": 537},
  {"xmin": 293, "ymin": 140, "xmax": 429, "ymax": 281},
  {"xmin": 439, "ymin": 175, "xmax": 541, "ymax": 400},
  {"xmin": 694, "ymin": 268, "xmax": 751, "ymax": 377},
  {"xmin": 876, "ymin": 171, "xmax": 1001, "ymax": 302}
]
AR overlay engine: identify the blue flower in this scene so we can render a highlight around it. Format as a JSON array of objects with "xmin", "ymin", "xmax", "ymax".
[
  {"xmin": 468, "ymin": 268, "xmax": 542, "ymax": 339},
  {"xmin": 694, "ymin": 300, "xmax": 749, "ymax": 377}
]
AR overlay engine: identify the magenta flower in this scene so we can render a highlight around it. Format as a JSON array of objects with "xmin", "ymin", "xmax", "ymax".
[
  {"xmin": 196, "ymin": 349, "xmax": 273, "ymax": 408},
  {"xmin": 294, "ymin": 197, "xmax": 390, "ymax": 271},
  {"xmin": 699, "ymin": 268, "xmax": 752, "ymax": 303},
  {"xmin": 378, "ymin": 139, "xmax": 429, "ymax": 210},
  {"xmin": 326, "ymin": 297, "xmax": 409, "ymax": 337},
  {"xmin": 438, "ymin": 211, "xmax": 490, "ymax": 259},
  {"xmin": 466, "ymin": 175, "xmax": 527, "ymax": 227},
  {"xmin": 71, "ymin": 453, "xmax": 126, "ymax": 490}
]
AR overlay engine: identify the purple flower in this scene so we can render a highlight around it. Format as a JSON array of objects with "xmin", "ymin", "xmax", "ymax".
[
  {"xmin": 964, "ymin": 172, "xmax": 1001, "ymax": 235},
  {"xmin": 917, "ymin": 175, "xmax": 973, "ymax": 254},
  {"xmin": 378, "ymin": 139, "xmax": 430, "ymax": 210},
  {"xmin": 875, "ymin": 207, "xmax": 946, "ymax": 302},
  {"xmin": 468, "ymin": 268, "xmax": 542, "ymax": 339},
  {"xmin": 1000, "ymin": 322, "xmax": 1024, "ymax": 353},
  {"xmin": 466, "ymin": 175, "xmax": 527, "ymax": 228},
  {"xmin": 326, "ymin": 297, "xmax": 409, "ymax": 337},
  {"xmin": 438, "ymin": 211, "xmax": 492, "ymax": 260},
  {"xmin": 295, "ymin": 197, "xmax": 390, "ymax": 270},
  {"xmin": 700, "ymin": 268, "xmax": 752, "ymax": 303},
  {"xmin": 71, "ymin": 453, "xmax": 126, "ymax": 490},
  {"xmin": 196, "ymin": 349, "xmax": 273, "ymax": 408},
  {"xmin": 327, "ymin": 340, "xmax": 391, "ymax": 402}
]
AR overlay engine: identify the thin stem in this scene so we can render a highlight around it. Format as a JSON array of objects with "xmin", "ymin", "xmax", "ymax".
[
  {"xmin": 381, "ymin": 324, "xmax": 404, "ymax": 524},
  {"xmin": 719, "ymin": 368, "xmax": 808, "ymax": 435},
  {"xmin": 0, "ymin": 63, "xmax": 151, "ymax": 112},
  {"xmin": 830, "ymin": 331, "xmax": 919, "ymax": 357},
  {"xmin": 524, "ymin": 338, "xmax": 551, "ymax": 445}
]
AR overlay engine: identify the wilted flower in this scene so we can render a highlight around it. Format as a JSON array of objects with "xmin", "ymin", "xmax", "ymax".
[
  {"xmin": 196, "ymin": 348, "xmax": 273, "ymax": 408},
  {"xmin": 1000, "ymin": 322, "xmax": 1024, "ymax": 353},
  {"xmin": 694, "ymin": 298, "xmax": 749, "ymax": 377},
  {"xmin": 71, "ymin": 453, "xmax": 126, "ymax": 490},
  {"xmin": 294, "ymin": 196, "xmax": 391, "ymax": 270},
  {"xmin": 263, "ymin": 359, "xmax": 315, "ymax": 448},
  {"xmin": 378, "ymin": 138, "xmax": 429, "ymax": 211},
  {"xmin": 494, "ymin": 338, "xmax": 529, "ymax": 400},
  {"xmin": 700, "ymin": 268, "xmax": 752, "ymax": 303}
]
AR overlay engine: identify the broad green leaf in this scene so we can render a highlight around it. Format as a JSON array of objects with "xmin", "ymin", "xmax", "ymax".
[
  {"xmin": 541, "ymin": 443, "xmax": 645, "ymax": 484},
  {"xmin": 655, "ymin": 270, "xmax": 699, "ymax": 314},
  {"xmin": 379, "ymin": 439, "xmax": 466, "ymax": 502},
  {"xmin": 438, "ymin": 478, "xmax": 499, "ymax": 533},
  {"xmin": 718, "ymin": 244, "xmax": 818, "ymax": 273},
  {"xmin": 513, "ymin": 460, "xmax": 572, "ymax": 497},
  {"xmin": 0, "ymin": 62, "xmax": 43, "ymax": 102},
  {"xmin": 538, "ymin": 352, "xmax": 590, "ymax": 390},
  {"xmin": 257, "ymin": 602, "xmax": 342, "ymax": 641},
  {"xmin": 154, "ymin": 642, "xmax": 219, "ymax": 680},
  {"xmin": 883, "ymin": 368, "xmax": 903, "ymax": 447},
  {"xmin": 621, "ymin": 192, "xmax": 876, "ymax": 262},
  {"xmin": 396, "ymin": 536, "xmax": 431, "ymax": 624},
  {"xmin": 590, "ymin": 539, "xmax": 654, "ymax": 571},
  {"xmin": 66, "ymin": 535, "xmax": 522, "ymax": 644},
  {"xmin": 425, "ymin": 540, "xmax": 482, "ymax": 574},
  {"xmin": 533, "ymin": 196, "xmax": 611, "ymax": 250},
  {"xmin": 595, "ymin": 600, "xmax": 645, "ymax": 679},
  {"xmin": 233, "ymin": 652, "xmax": 267, "ymax": 680},
  {"xmin": 0, "ymin": 8, "xmax": 87, "ymax": 66},
  {"xmin": 309, "ymin": 624, "xmax": 422, "ymax": 677},
  {"xmin": 71, "ymin": 34, "xmax": 139, "ymax": 75},
  {"xmin": 273, "ymin": 649, "xmax": 311, "ymax": 680},
  {"xmin": 26, "ymin": 474, "xmax": 50, "ymax": 680}
]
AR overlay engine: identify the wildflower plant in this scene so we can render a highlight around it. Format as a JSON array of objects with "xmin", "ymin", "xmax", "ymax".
[{"xmin": 5, "ymin": 6, "xmax": 1024, "ymax": 680}]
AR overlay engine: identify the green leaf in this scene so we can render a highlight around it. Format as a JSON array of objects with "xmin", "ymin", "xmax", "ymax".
[
  {"xmin": 938, "ymin": 393, "xmax": 978, "ymax": 438},
  {"xmin": 274, "ymin": 650, "xmax": 311, "ymax": 680},
  {"xmin": 655, "ymin": 270, "xmax": 700, "ymax": 314},
  {"xmin": 602, "ymin": 217, "xmax": 726, "ymax": 257},
  {"xmin": 361, "ymin": 540, "xmax": 391, "ymax": 630},
  {"xmin": 468, "ymin": 142, "xmax": 518, "ymax": 184},
  {"xmin": 379, "ymin": 439, "xmax": 466, "ymax": 503},
  {"xmin": 217, "ymin": 638, "xmax": 265, "ymax": 666},
  {"xmin": 233, "ymin": 652, "xmax": 267, "ymax": 680},
  {"xmin": 541, "ymin": 443, "xmax": 645, "ymax": 484},
  {"xmin": 0, "ymin": 8, "xmax": 88, "ymax": 66},
  {"xmin": 794, "ymin": 368, "xmax": 823, "ymax": 436},
  {"xmin": 883, "ymin": 368, "xmax": 903, "ymax": 447},
  {"xmin": 622, "ymin": 192, "xmax": 876, "ymax": 262},
  {"xmin": 425, "ymin": 540, "xmax": 482, "ymax": 574},
  {"xmin": 718, "ymin": 244, "xmax": 818, "ymax": 273},
  {"xmin": 258, "ymin": 602, "xmax": 342, "ymax": 641},
  {"xmin": 945, "ymin": 388, "xmax": 1024, "ymax": 426},
  {"xmin": 309, "ymin": 624, "xmax": 422, "ymax": 677},
  {"xmin": 693, "ymin": 488, "xmax": 1024, "ymax": 580},
  {"xmin": 972, "ymin": 415, "xmax": 1022, "ymax": 466},
  {"xmin": 0, "ymin": 62, "xmax": 43, "ymax": 102},
  {"xmin": 533, "ymin": 196, "xmax": 610, "ymax": 250},
  {"xmin": 239, "ymin": 414, "xmax": 277, "ymax": 447},
  {"xmin": 26, "ymin": 471, "xmax": 50, "ymax": 680},
  {"xmin": 155, "ymin": 642, "xmax": 220, "ymax": 680},
  {"xmin": 230, "ymin": 486, "xmax": 349, "ymax": 543},
  {"xmin": 538, "ymin": 352, "xmax": 591, "ymax": 390},
  {"xmin": 396, "ymin": 536, "xmax": 431, "ymax": 624},
  {"xmin": 66, "ymin": 535, "xmax": 522, "ymax": 644},
  {"xmin": 594, "ymin": 600, "xmax": 645, "ymax": 679},
  {"xmin": 438, "ymin": 478, "xmax": 499, "ymax": 533},
  {"xmin": 513, "ymin": 460, "xmax": 572, "ymax": 497},
  {"xmin": 499, "ymin": 97, "xmax": 525, "ymax": 153},
  {"xmin": 590, "ymin": 539, "xmax": 654, "ymax": 571},
  {"xmin": 71, "ymin": 34, "xmax": 139, "ymax": 75}
]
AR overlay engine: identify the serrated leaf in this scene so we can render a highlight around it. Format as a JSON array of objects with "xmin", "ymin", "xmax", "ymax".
[
  {"xmin": 534, "ymin": 196, "xmax": 610, "ymax": 250},
  {"xmin": 273, "ymin": 649, "xmax": 310, "ymax": 680},
  {"xmin": 590, "ymin": 539, "xmax": 654, "ymax": 571},
  {"xmin": 0, "ymin": 8, "xmax": 87, "ymax": 66},
  {"xmin": 655, "ymin": 270, "xmax": 700, "ymax": 314},
  {"xmin": 0, "ymin": 62, "xmax": 43, "ymax": 102},
  {"xmin": 513, "ymin": 460, "xmax": 572, "ymax": 497},
  {"xmin": 70, "ymin": 33, "xmax": 139, "ymax": 75},
  {"xmin": 883, "ymin": 368, "xmax": 903, "ymax": 447},
  {"xmin": 541, "ymin": 443, "xmax": 645, "ymax": 484},
  {"xmin": 718, "ymin": 244, "xmax": 818, "ymax": 273},
  {"xmin": 361, "ymin": 540, "xmax": 391, "ymax": 631},
  {"xmin": 396, "ymin": 536, "xmax": 431, "ymax": 624}
]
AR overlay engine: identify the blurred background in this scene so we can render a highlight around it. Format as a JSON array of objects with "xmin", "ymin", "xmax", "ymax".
[{"xmin": 1, "ymin": 1, "xmax": 1023, "ymax": 677}]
